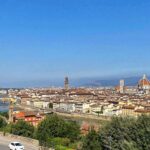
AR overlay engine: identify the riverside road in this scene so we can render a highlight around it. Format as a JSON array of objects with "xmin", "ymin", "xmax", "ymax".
[
  {"xmin": 0, "ymin": 145, "xmax": 8, "ymax": 150},
  {"xmin": 0, "ymin": 135, "xmax": 38, "ymax": 150}
]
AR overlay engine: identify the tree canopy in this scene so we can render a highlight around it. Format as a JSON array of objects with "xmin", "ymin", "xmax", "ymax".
[
  {"xmin": 82, "ymin": 128, "xmax": 101, "ymax": 150},
  {"xmin": 36, "ymin": 114, "xmax": 80, "ymax": 146},
  {"xmin": 10, "ymin": 120, "xmax": 35, "ymax": 138},
  {"xmin": 0, "ymin": 117, "xmax": 7, "ymax": 129},
  {"xmin": 82, "ymin": 115, "xmax": 150, "ymax": 150}
]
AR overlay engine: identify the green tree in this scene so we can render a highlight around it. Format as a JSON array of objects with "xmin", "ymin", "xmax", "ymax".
[
  {"xmin": 10, "ymin": 120, "xmax": 35, "ymax": 138},
  {"xmin": 95, "ymin": 111, "xmax": 101, "ymax": 116},
  {"xmin": 122, "ymin": 141, "xmax": 138, "ymax": 150},
  {"xmin": 99, "ymin": 116, "xmax": 136, "ymax": 150},
  {"xmin": 82, "ymin": 115, "xmax": 150, "ymax": 150},
  {"xmin": 82, "ymin": 128, "xmax": 102, "ymax": 150},
  {"xmin": 49, "ymin": 103, "xmax": 53, "ymax": 109},
  {"xmin": 0, "ymin": 112, "xmax": 9, "ymax": 119},
  {"xmin": 36, "ymin": 114, "xmax": 80, "ymax": 146},
  {"xmin": 3, "ymin": 123, "xmax": 13, "ymax": 133},
  {"xmin": 129, "ymin": 115, "xmax": 150, "ymax": 150},
  {"xmin": 48, "ymin": 137, "xmax": 70, "ymax": 148},
  {"xmin": 65, "ymin": 121, "xmax": 80, "ymax": 142},
  {"xmin": 0, "ymin": 117, "xmax": 7, "ymax": 129}
]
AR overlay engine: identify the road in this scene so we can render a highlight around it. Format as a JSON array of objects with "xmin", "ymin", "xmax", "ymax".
[
  {"xmin": 0, "ymin": 145, "xmax": 8, "ymax": 150},
  {"xmin": 0, "ymin": 135, "xmax": 38, "ymax": 150}
]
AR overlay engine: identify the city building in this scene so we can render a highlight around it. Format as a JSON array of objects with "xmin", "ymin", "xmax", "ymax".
[
  {"xmin": 138, "ymin": 74, "xmax": 150, "ymax": 94},
  {"xmin": 115, "ymin": 79, "xmax": 125, "ymax": 93},
  {"xmin": 120, "ymin": 80, "xmax": 125, "ymax": 93},
  {"xmin": 13, "ymin": 111, "xmax": 46, "ymax": 126}
]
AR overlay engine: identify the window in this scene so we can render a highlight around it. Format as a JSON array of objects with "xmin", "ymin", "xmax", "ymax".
[{"xmin": 15, "ymin": 143, "xmax": 22, "ymax": 146}]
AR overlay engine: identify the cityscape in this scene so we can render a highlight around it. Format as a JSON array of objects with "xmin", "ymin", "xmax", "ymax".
[
  {"xmin": 0, "ymin": 0, "xmax": 150, "ymax": 150},
  {"xmin": 0, "ymin": 74, "xmax": 150, "ymax": 149},
  {"xmin": 1, "ymin": 74, "xmax": 150, "ymax": 123}
]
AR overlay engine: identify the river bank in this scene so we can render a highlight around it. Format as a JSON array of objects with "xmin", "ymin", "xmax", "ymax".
[
  {"xmin": 16, "ymin": 103, "xmax": 110, "ymax": 128},
  {"xmin": 56, "ymin": 112, "xmax": 110, "ymax": 129}
]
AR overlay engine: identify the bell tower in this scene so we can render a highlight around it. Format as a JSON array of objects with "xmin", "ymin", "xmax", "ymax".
[
  {"xmin": 120, "ymin": 80, "xmax": 125, "ymax": 94},
  {"xmin": 9, "ymin": 101, "xmax": 14, "ymax": 123},
  {"xmin": 64, "ymin": 77, "xmax": 69, "ymax": 90}
]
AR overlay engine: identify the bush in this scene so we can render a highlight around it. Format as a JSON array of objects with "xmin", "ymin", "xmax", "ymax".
[
  {"xmin": 99, "ymin": 116, "xmax": 136, "ymax": 150},
  {"xmin": 36, "ymin": 114, "xmax": 80, "ymax": 146},
  {"xmin": 129, "ymin": 115, "xmax": 150, "ymax": 150},
  {"xmin": 0, "ymin": 117, "xmax": 7, "ymax": 129},
  {"xmin": 65, "ymin": 121, "xmax": 80, "ymax": 142},
  {"xmin": 82, "ymin": 128, "xmax": 102, "ymax": 150},
  {"xmin": 55, "ymin": 145, "xmax": 72, "ymax": 150},
  {"xmin": 3, "ymin": 123, "xmax": 13, "ymax": 133},
  {"xmin": 82, "ymin": 115, "xmax": 150, "ymax": 150},
  {"xmin": 0, "ymin": 112, "xmax": 9, "ymax": 119},
  {"xmin": 47, "ymin": 137, "xmax": 70, "ymax": 148},
  {"xmin": 10, "ymin": 120, "xmax": 35, "ymax": 138}
]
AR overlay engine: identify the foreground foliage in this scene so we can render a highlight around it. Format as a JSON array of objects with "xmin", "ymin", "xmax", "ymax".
[
  {"xmin": 82, "ymin": 115, "xmax": 150, "ymax": 150},
  {"xmin": 10, "ymin": 120, "xmax": 35, "ymax": 138},
  {"xmin": 36, "ymin": 114, "xmax": 80, "ymax": 148},
  {"xmin": 0, "ymin": 112, "xmax": 9, "ymax": 119},
  {"xmin": 1, "ymin": 113, "xmax": 149, "ymax": 150},
  {"xmin": 0, "ymin": 114, "xmax": 80, "ymax": 149},
  {"xmin": 82, "ymin": 128, "xmax": 101, "ymax": 150},
  {"xmin": 0, "ymin": 117, "xmax": 7, "ymax": 129}
]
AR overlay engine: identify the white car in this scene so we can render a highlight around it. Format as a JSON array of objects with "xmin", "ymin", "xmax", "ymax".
[{"xmin": 9, "ymin": 142, "xmax": 24, "ymax": 150}]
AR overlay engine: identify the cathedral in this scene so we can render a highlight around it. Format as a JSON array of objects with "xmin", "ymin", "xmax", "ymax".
[{"xmin": 138, "ymin": 74, "xmax": 150, "ymax": 94}]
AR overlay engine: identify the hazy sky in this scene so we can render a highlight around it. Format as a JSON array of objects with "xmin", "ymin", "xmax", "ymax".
[{"xmin": 0, "ymin": 0, "xmax": 150, "ymax": 86}]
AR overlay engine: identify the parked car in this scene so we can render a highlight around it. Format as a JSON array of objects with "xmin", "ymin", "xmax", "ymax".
[{"xmin": 9, "ymin": 142, "xmax": 24, "ymax": 150}]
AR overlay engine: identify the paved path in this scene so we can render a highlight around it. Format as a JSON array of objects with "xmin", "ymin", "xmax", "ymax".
[
  {"xmin": 0, "ymin": 144, "xmax": 8, "ymax": 150},
  {"xmin": 0, "ymin": 135, "xmax": 38, "ymax": 150}
]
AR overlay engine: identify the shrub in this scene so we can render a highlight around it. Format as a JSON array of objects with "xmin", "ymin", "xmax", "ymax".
[{"xmin": 10, "ymin": 120, "xmax": 35, "ymax": 138}]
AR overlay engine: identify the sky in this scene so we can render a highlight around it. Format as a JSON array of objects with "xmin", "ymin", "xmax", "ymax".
[{"xmin": 0, "ymin": 0, "xmax": 150, "ymax": 87}]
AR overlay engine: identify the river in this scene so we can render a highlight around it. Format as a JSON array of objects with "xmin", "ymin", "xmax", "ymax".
[{"xmin": 0, "ymin": 97, "xmax": 9, "ymax": 112}]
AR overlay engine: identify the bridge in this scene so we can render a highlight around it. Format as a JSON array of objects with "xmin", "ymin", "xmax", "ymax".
[{"xmin": 0, "ymin": 97, "xmax": 16, "ymax": 103}]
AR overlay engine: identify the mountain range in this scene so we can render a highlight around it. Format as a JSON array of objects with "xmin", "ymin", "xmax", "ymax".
[{"xmin": 0, "ymin": 75, "xmax": 148, "ymax": 88}]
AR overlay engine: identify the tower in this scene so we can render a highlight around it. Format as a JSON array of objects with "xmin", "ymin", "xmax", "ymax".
[
  {"xmin": 120, "ymin": 80, "xmax": 125, "ymax": 93},
  {"xmin": 9, "ymin": 101, "xmax": 14, "ymax": 123},
  {"xmin": 64, "ymin": 77, "xmax": 69, "ymax": 90}
]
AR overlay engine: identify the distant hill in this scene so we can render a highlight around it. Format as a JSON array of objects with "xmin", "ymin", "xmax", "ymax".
[
  {"xmin": 72, "ymin": 76, "xmax": 146, "ymax": 87},
  {"xmin": 0, "ymin": 75, "xmax": 149, "ymax": 88}
]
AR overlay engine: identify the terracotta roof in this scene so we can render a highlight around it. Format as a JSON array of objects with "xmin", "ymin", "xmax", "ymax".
[
  {"xmin": 135, "ymin": 109, "xmax": 150, "ymax": 113},
  {"xmin": 14, "ymin": 112, "xmax": 25, "ymax": 118},
  {"xmin": 138, "ymin": 75, "xmax": 150, "ymax": 86},
  {"xmin": 122, "ymin": 105, "xmax": 135, "ymax": 109},
  {"xmin": 24, "ymin": 111, "xmax": 37, "ymax": 117},
  {"xmin": 139, "ymin": 79, "xmax": 150, "ymax": 86},
  {"xmin": 14, "ymin": 111, "xmax": 43, "ymax": 118}
]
